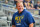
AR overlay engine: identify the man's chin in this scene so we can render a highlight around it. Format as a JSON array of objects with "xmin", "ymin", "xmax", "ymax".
[{"xmin": 19, "ymin": 10, "xmax": 23, "ymax": 12}]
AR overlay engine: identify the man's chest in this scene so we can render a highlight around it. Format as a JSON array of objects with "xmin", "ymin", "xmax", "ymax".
[{"xmin": 14, "ymin": 15, "xmax": 26, "ymax": 23}]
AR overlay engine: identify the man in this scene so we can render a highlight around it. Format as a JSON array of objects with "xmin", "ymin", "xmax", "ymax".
[
  {"xmin": 24, "ymin": 0, "xmax": 35, "ymax": 9},
  {"xmin": 12, "ymin": 1, "xmax": 35, "ymax": 27},
  {"xmin": 34, "ymin": 1, "xmax": 40, "ymax": 9}
]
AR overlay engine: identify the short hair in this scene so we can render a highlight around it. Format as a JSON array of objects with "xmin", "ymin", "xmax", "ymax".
[{"xmin": 16, "ymin": 1, "xmax": 24, "ymax": 7}]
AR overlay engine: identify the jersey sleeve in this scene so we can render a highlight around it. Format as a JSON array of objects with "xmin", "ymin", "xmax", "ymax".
[
  {"xmin": 27, "ymin": 12, "xmax": 35, "ymax": 24},
  {"xmin": 12, "ymin": 14, "xmax": 15, "ymax": 25}
]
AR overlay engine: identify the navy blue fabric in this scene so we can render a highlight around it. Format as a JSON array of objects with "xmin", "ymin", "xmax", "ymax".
[
  {"xmin": 34, "ymin": 4, "xmax": 40, "ymax": 9},
  {"xmin": 12, "ymin": 9, "xmax": 35, "ymax": 27},
  {"xmin": 34, "ymin": 5, "xmax": 38, "ymax": 9}
]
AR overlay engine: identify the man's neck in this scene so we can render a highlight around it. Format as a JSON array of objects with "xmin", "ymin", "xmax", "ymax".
[{"xmin": 19, "ymin": 11, "xmax": 22, "ymax": 14}]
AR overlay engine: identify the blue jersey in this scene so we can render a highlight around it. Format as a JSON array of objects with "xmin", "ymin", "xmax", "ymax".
[{"xmin": 12, "ymin": 9, "xmax": 35, "ymax": 27}]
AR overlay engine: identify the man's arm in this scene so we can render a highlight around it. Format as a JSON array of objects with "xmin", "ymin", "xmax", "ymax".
[
  {"xmin": 29, "ymin": 23, "xmax": 34, "ymax": 27},
  {"xmin": 12, "ymin": 14, "xmax": 16, "ymax": 27},
  {"xmin": 26, "ymin": 12, "xmax": 35, "ymax": 27},
  {"xmin": 24, "ymin": 2, "xmax": 28, "ymax": 8},
  {"xmin": 37, "ymin": 7, "xmax": 40, "ymax": 9},
  {"xmin": 12, "ymin": 25, "xmax": 16, "ymax": 27}
]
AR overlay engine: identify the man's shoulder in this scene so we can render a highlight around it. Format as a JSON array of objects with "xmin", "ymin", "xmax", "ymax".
[
  {"xmin": 24, "ymin": 10, "xmax": 31, "ymax": 16},
  {"xmin": 25, "ymin": 10, "xmax": 30, "ymax": 14},
  {"xmin": 25, "ymin": 10, "xmax": 32, "ymax": 17}
]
